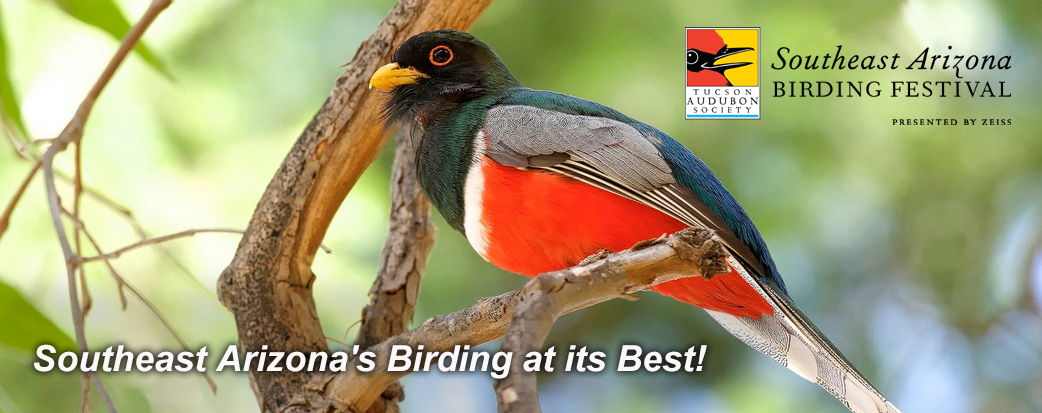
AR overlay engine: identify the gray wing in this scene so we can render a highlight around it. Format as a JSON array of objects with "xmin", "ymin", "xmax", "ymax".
[
  {"xmin": 483, "ymin": 105, "xmax": 672, "ymax": 191},
  {"xmin": 482, "ymin": 104, "xmax": 766, "ymax": 277},
  {"xmin": 481, "ymin": 104, "xmax": 902, "ymax": 413}
]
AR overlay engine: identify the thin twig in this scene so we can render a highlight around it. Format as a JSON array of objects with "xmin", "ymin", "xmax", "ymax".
[
  {"xmin": 51, "ymin": 0, "xmax": 173, "ymax": 154},
  {"xmin": 63, "ymin": 208, "xmax": 219, "ymax": 394},
  {"xmin": 2, "ymin": 144, "xmax": 216, "ymax": 291},
  {"xmin": 55, "ymin": 170, "xmax": 133, "ymax": 215},
  {"xmin": 41, "ymin": 152, "xmax": 116, "ymax": 413},
  {"xmin": 73, "ymin": 131, "xmax": 87, "ymax": 316},
  {"xmin": 0, "ymin": 122, "xmax": 41, "ymax": 244},
  {"xmin": 58, "ymin": 172, "xmax": 333, "ymax": 267},
  {"xmin": 4, "ymin": 120, "xmax": 134, "ymax": 227},
  {"xmin": 36, "ymin": 0, "xmax": 173, "ymax": 410},
  {"xmin": 0, "ymin": 160, "xmax": 40, "ymax": 242},
  {"xmin": 325, "ymin": 336, "xmax": 351, "ymax": 348},
  {"xmin": 341, "ymin": 318, "xmax": 363, "ymax": 347},
  {"xmin": 2, "ymin": 121, "xmax": 36, "ymax": 158},
  {"xmin": 31, "ymin": 138, "xmax": 58, "ymax": 146},
  {"xmin": 55, "ymin": 169, "xmax": 216, "ymax": 291},
  {"xmin": 77, "ymin": 228, "xmax": 244, "ymax": 264}
]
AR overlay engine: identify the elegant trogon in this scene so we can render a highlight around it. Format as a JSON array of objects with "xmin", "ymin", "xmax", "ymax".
[{"xmin": 369, "ymin": 30, "xmax": 900, "ymax": 413}]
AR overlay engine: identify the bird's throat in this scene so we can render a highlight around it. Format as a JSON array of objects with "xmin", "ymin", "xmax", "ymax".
[
  {"xmin": 413, "ymin": 96, "xmax": 499, "ymax": 234},
  {"xmin": 412, "ymin": 96, "xmax": 462, "ymax": 129}
]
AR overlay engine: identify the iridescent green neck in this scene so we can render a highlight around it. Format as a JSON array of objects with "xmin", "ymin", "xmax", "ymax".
[{"xmin": 414, "ymin": 94, "xmax": 503, "ymax": 233}]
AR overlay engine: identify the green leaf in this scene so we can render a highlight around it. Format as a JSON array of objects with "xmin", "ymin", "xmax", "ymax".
[
  {"xmin": 0, "ymin": 5, "xmax": 28, "ymax": 139},
  {"xmin": 0, "ymin": 357, "xmax": 154, "ymax": 412},
  {"xmin": 0, "ymin": 278, "xmax": 77, "ymax": 353},
  {"xmin": 49, "ymin": 0, "xmax": 170, "ymax": 77}
]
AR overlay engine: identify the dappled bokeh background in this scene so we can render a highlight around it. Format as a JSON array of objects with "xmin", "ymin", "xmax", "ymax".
[{"xmin": 1, "ymin": 0, "xmax": 1040, "ymax": 411}]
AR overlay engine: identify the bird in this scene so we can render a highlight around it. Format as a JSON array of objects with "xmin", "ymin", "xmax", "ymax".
[{"xmin": 369, "ymin": 29, "xmax": 900, "ymax": 413}]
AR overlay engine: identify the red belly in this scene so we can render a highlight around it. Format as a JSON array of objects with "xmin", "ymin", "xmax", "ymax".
[{"xmin": 478, "ymin": 160, "xmax": 772, "ymax": 318}]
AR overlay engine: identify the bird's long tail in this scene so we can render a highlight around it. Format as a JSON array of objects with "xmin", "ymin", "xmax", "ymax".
[{"xmin": 708, "ymin": 256, "xmax": 902, "ymax": 413}]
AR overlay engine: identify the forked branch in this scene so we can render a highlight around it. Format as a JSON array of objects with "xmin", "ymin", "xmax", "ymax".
[
  {"xmin": 214, "ymin": 0, "xmax": 493, "ymax": 410},
  {"xmin": 325, "ymin": 228, "xmax": 726, "ymax": 412}
]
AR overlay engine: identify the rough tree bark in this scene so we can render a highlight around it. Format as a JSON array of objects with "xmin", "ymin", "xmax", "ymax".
[
  {"xmin": 352, "ymin": 129, "xmax": 435, "ymax": 413},
  {"xmin": 494, "ymin": 230, "xmax": 728, "ymax": 412},
  {"xmin": 326, "ymin": 228, "xmax": 726, "ymax": 412},
  {"xmin": 216, "ymin": 0, "xmax": 492, "ymax": 411}
]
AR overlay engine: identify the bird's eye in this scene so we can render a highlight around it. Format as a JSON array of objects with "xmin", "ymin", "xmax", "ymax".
[
  {"xmin": 429, "ymin": 45, "xmax": 453, "ymax": 66},
  {"xmin": 687, "ymin": 51, "xmax": 698, "ymax": 64}
]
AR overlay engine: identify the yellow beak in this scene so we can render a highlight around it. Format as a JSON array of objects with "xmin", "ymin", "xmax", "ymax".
[{"xmin": 368, "ymin": 63, "xmax": 429, "ymax": 90}]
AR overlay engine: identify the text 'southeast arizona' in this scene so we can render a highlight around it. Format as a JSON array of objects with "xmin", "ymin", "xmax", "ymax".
[{"xmin": 770, "ymin": 45, "xmax": 1013, "ymax": 98}]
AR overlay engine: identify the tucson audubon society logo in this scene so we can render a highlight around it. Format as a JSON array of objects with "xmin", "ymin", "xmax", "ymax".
[{"xmin": 686, "ymin": 27, "xmax": 760, "ymax": 119}]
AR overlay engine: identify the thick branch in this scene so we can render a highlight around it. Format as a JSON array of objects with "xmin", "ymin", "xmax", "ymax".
[
  {"xmin": 327, "ymin": 228, "xmax": 727, "ymax": 411},
  {"xmin": 215, "ymin": 0, "xmax": 492, "ymax": 411},
  {"xmin": 493, "ymin": 228, "xmax": 727, "ymax": 412},
  {"xmin": 355, "ymin": 131, "xmax": 433, "ymax": 349}
]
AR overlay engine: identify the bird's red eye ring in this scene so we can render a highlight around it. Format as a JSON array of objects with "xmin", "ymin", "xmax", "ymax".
[{"xmin": 429, "ymin": 45, "xmax": 453, "ymax": 66}]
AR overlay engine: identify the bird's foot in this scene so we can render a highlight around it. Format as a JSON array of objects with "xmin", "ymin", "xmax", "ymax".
[{"xmin": 578, "ymin": 249, "xmax": 611, "ymax": 266}]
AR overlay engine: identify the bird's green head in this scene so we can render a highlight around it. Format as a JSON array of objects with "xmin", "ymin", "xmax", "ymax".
[{"xmin": 369, "ymin": 30, "xmax": 519, "ymax": 126}]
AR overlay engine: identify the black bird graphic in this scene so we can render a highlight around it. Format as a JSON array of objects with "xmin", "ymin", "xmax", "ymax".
[{"xmin": 687, "ymin": 45, "xmax": 754, "ymax": 73}]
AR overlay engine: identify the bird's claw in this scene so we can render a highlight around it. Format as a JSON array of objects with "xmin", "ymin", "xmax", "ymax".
[{"xmin": 578, "ymin": 249, "xmax": 611, "ymax": 265}]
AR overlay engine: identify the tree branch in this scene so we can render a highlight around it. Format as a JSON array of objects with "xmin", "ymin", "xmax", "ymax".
[
  {"xmin": 35, "ymin": 0, "xmax": 172, "ymax": 410},
  {"xmin": 77, "ymin": 228, "xmax": 244, "ymax": 264},
  {"xmin": 0, "ymin": 159, "xmax": 40, "ymax": 244},
  {"xmin": 216, "ymin": 2, "xmax": 731, "ymax": 412},
  {"xmin": 325, "ymin": 228, "xmax": 727, "ymax": 411},
  {"xmin": 60, "ymin": 207, "xmax": 219, "ymax": 393},
  {"xmin": 352, "ymin": 128, "xmax": 435, "ymax": 412},
  {"xmin": 494, "ymin": 228, "xmax": 728, "ymax": 412},
  {"xmin": 215, "ymin": 0, "xmax": 492, "ymax": 411}
]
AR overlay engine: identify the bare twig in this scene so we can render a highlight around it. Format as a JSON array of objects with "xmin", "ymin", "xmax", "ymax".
[
  {"xmin": 0, "ymin": 119, "xmax": 39, "ymax": 251},
  {"xmin": 326, "ymin": 336, "xmax": 352, "ymax": 348},
  {"xmin": 0, "ymin": 127, "xmax": 41, "ymax": 244},
  {"xmin": 62, "ymin": 208, "xmax": 219, "ymax": 394},
  {"xmin": 324, "ymin": 228, "xmax": 727, "ymax": 411},
  {"xmin": 341, "ymin": 319, "xmax": 364, "ymax": 348},
  {"xmin": 35, "ymin": 0, "xmax": 173, "ymax": 410},
  {"xmin": 73, "ymin": 143, "xmax": 91, "ymax": 322},
  {"xmin": 77, "ymin": 228, "xmax": 244, "ymax": 264},
  {"xmin": 4, "ymin": 139, "xmax": 217, "ymax": 291},
  {"xmin": 3, "ymin": 122, "xmax": 35, "ymax": 157},
  {"xmin": 41, "ymin": 154, "xmax": 116, "ymax": 412},
  {"xmin": 0, "ymin": 160, "xmax": 40, "ymax": 243},
  {"xmin": 31, "ymin": 138, "xmax": 58, "ymax": 146},
  {"xmin": 55, "ymin": 169, "xmax": 218, "ymax": 290},
  {"xmin": 5, "ymin": 124, "xmax": 108, "ymax": 208}
]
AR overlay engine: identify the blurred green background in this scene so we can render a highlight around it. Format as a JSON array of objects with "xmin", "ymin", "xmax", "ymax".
[{"xmin": 1, "ymin": 0, "xmax": 1040, "ymax": 411}]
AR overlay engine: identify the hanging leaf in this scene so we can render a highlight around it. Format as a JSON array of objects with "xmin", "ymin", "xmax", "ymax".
[
  {"xmin": 48, "ymin": 0, "xmax": 170, "ymax": 77},
  {"xmin": 0, "ymin": 278, "xmax": 77, "ymax": 353},
  {"xmin": 0, "ymin": 6, "xmax": 28, "ymax": 140}
]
